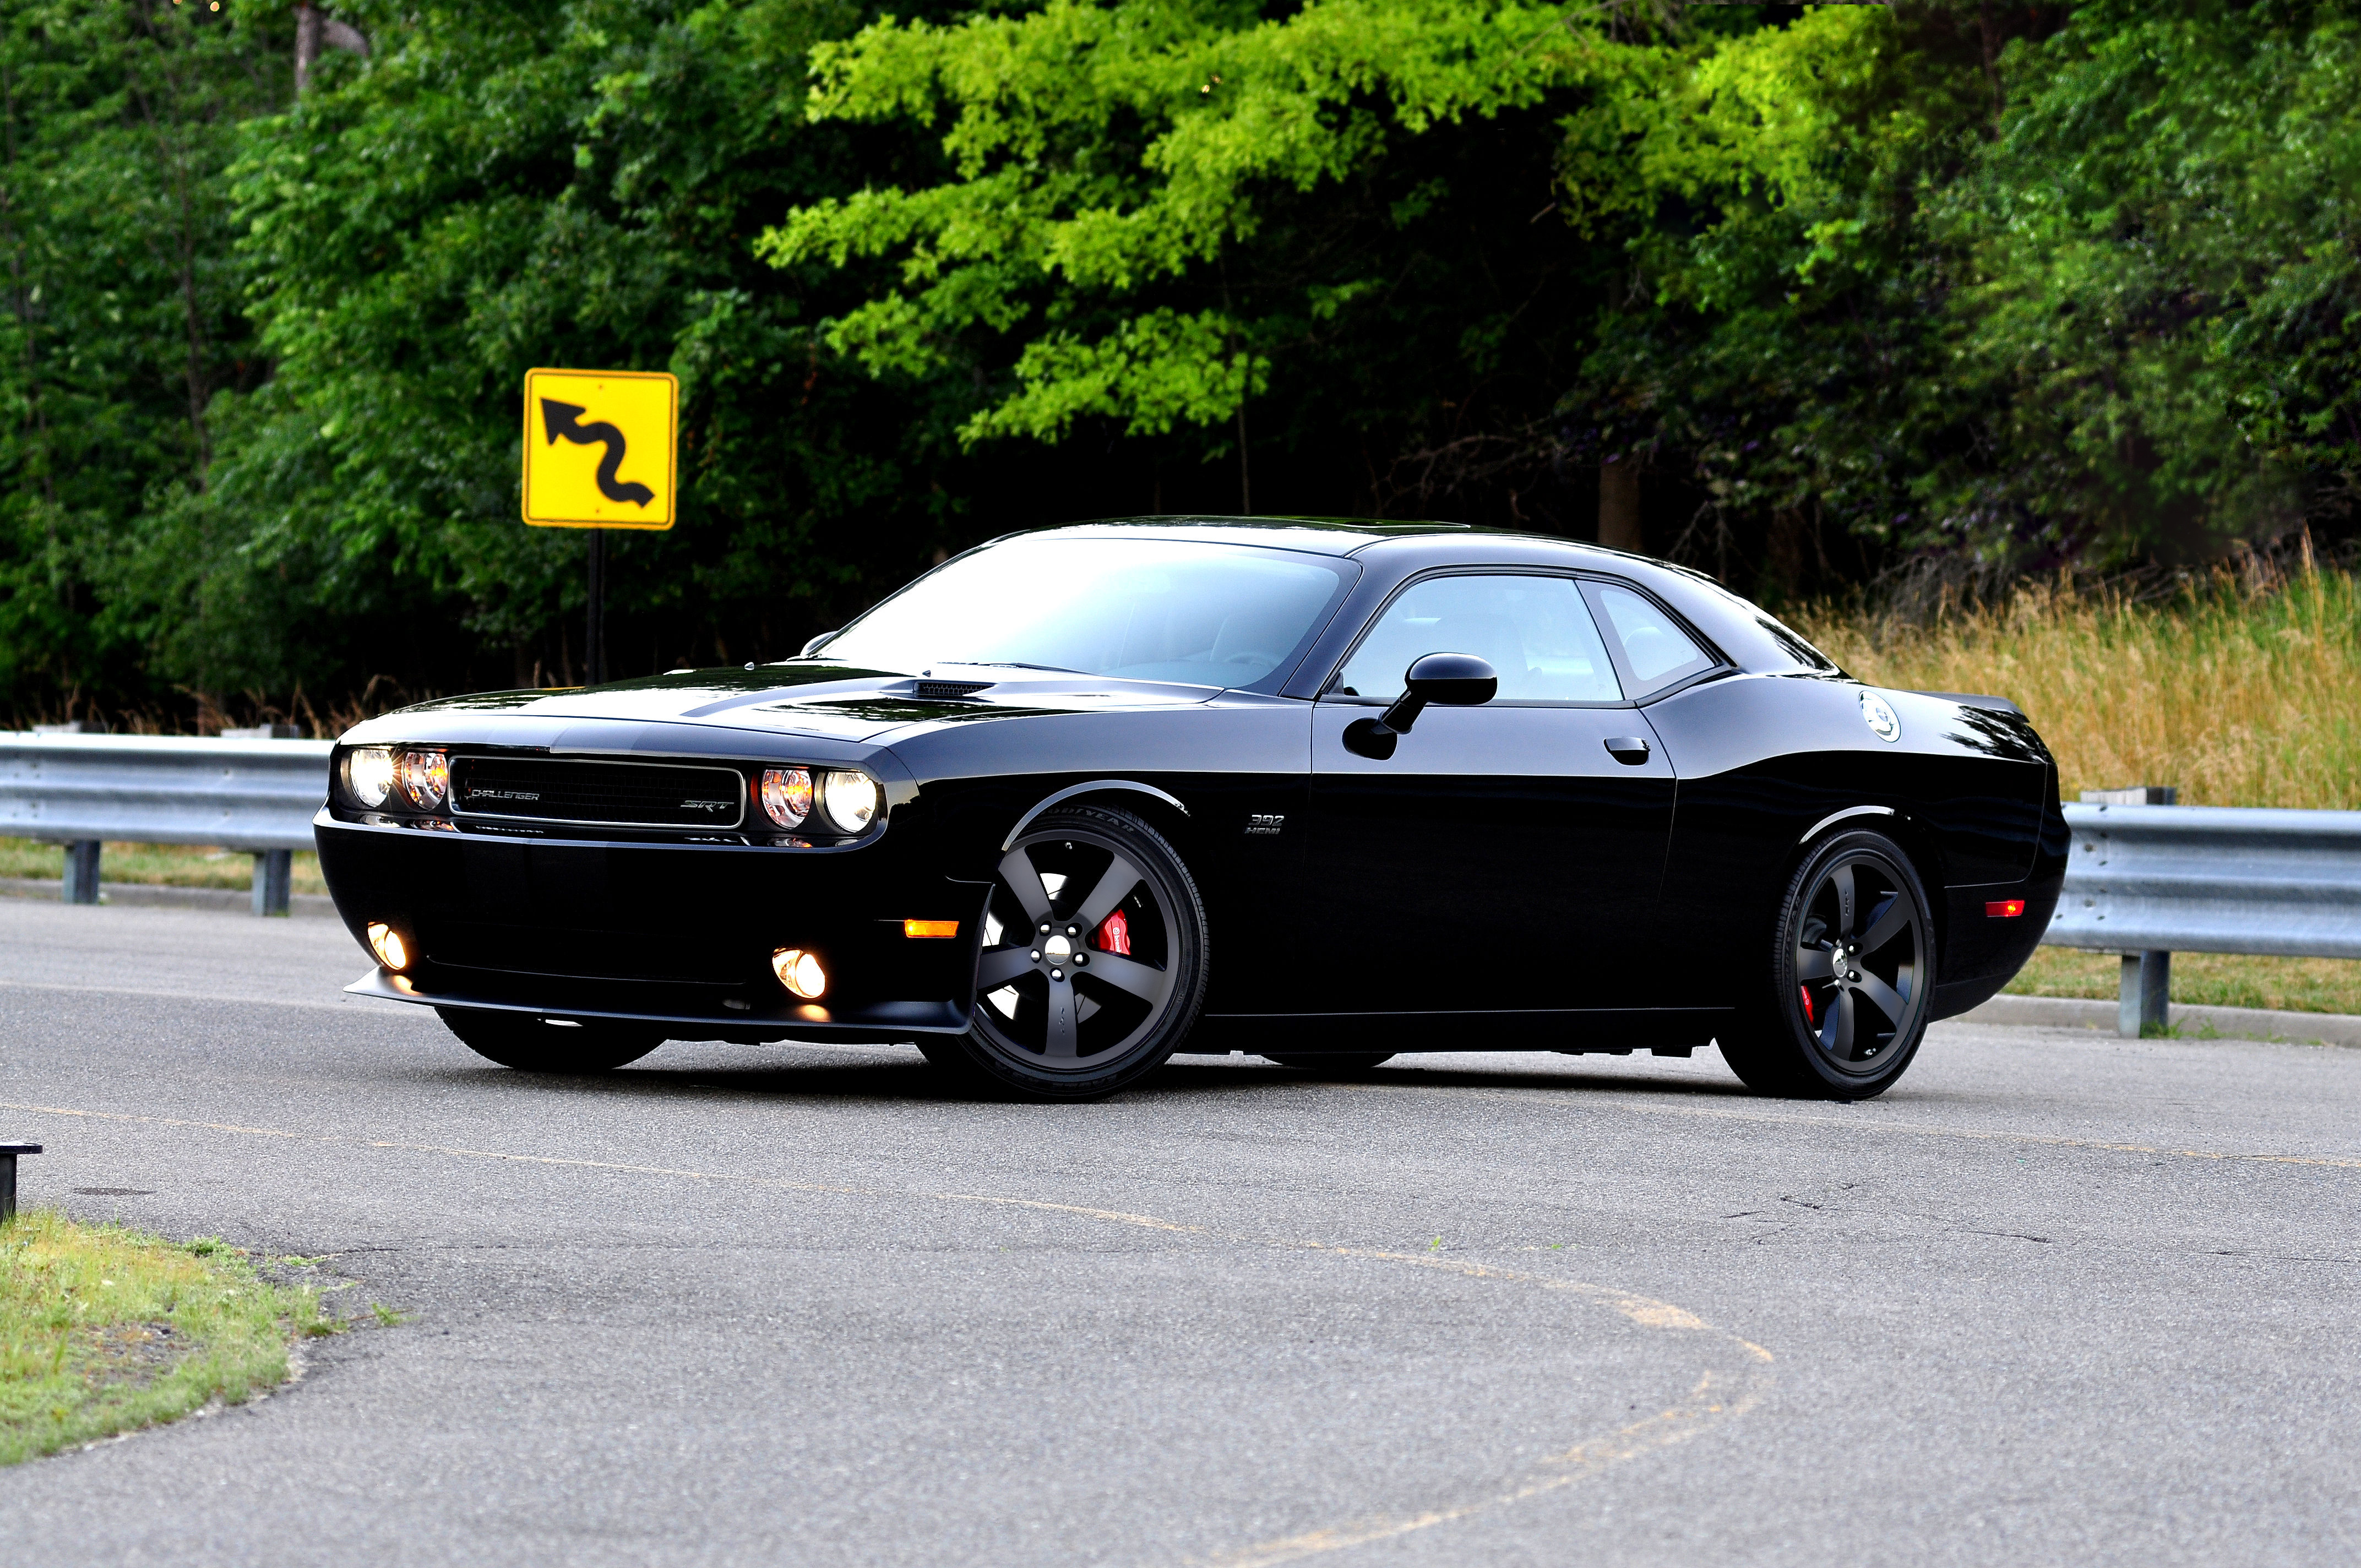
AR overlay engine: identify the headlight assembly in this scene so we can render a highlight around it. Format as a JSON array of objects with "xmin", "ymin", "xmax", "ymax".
[
  {"xmin": 346, "ymin": 747, "xmax": 395, "ymax": 808},
  {"xmin": 759, "ymin": 766, "xmax": 813, "ymax": 828},
  {"xmin": 817, "ymin": 770, "xmax": 883, "ymax": 834},
  {"xmin": 397, "ymin": 749, "xmax": 449, "ymax": 810}
]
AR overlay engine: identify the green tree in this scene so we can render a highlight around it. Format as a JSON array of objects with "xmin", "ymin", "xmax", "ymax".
[
  {"xmin": 763, "ymin": 0, "xmax": 1648, "ymax": 521},
  {"xmin": 0, "ymin": 0, "xmax": 285, "ymax": 718},
  {"xmin": 178, "ymin": 0, "xmax": 961, "ymax": 703}
]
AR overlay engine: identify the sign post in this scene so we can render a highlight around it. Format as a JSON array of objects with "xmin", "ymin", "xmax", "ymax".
[{"xmin": 521, "ymin": 367, "xmax": 679, "ymax": 686}]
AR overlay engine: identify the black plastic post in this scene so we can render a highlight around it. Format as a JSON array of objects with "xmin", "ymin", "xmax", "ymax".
[
  {"xmin": 62, "ymin": 841, "xmax": 100, "ymax": 904},
  {"xmin": 252, "ymin": 848, "xmax": 293, "ymax": 917},
  {"xmin": 0, "ymin": 1141, "xmax": 39, "ymax": 1224}
]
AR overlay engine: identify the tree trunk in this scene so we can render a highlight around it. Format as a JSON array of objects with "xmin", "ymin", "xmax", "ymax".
[
  {"xmin": 1598, "ymin": 460, "xmax": 1642, "ymax": 554},
  {"xmin": 295, "ymin": 4, "xmax": 321, "ymax": 93}
]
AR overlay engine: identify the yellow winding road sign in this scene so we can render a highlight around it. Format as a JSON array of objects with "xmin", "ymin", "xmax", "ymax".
[{"xmin": 521, "ymin": 368, "xmax": 678, "ymax": 529}]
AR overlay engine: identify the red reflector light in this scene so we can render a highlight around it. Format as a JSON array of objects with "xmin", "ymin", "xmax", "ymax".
[
  {"xmin": 1095, "ymin": 910, "xmax": 1131, "ymax": 956},
  {"xmin": 902, "ymin": 919, "xmax": 960, "ymax": 939},
  {"xmin": 1985, "ymin": 900, "xmax": 2025, "ymax": 918}
]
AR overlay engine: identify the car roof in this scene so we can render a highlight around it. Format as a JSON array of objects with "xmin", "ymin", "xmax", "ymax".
[
  {"xmin": 1009, "ymin": 516, "xmax": 1838, "ymax": 680},
  {"xmin": 1016, "ymin": 514, "xmax": 1646, "ymax": 564}
]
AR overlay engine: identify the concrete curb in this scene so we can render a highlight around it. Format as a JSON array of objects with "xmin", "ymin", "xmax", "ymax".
[
  {"xmin": 0, "ymin": 877, "xmax": 340, "ymax": 919},
  {"xmin": 1961, "ymin": 992, "xmax": 2361, "ymax": 1047}
]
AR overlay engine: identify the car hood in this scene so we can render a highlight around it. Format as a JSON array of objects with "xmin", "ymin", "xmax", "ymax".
[{"xmin": 383, "ymin": 662, "xmax": 1224, "ymax": 744}]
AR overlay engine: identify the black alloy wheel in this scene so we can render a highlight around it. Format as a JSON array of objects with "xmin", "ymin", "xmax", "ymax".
[
  {"xmin": 923, "ymin": 805, "xmax": 1207, "ymax": 1099},
  {"xmin": 1718, "ymin": 829, "xmax": 1935, "ymax": 1100},
  {"xmin": 436, "ymin": 1008, "xmax": 665, "ymax": 1072}
]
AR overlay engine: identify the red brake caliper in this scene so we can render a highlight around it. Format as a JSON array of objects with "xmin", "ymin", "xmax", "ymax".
[
  {"xmin": 1095, "ymin": 909, "xmax": 1131, "ymax": 956},
  {"xmin": 1799, "ymin": 985, "xmax": 1815, "ymax": 1025}
]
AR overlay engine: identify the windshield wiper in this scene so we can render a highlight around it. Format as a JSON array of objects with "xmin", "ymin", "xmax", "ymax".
[{"xmin": 959, "ymin": 661, "xmax": 1085, "ymax": 674}]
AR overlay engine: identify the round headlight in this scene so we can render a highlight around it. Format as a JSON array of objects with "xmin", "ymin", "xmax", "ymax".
[
  {"xmin": 759, "ymin": 767, "xmax": 813, "ymax": 828},
  {"xmin": 347, "ymin": 747, "xmax": 395, "ymax": 808},
  {"xmin": 818, "ymin": 770, "xmax": 882, "ymax": 835},
  {"xmin": 398, "ymin": 749, "xmax": 449, "ymax": 810}
]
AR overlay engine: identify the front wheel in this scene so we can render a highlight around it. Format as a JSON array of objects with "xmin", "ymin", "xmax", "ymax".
[
  {"xmin": 928, "ymin": 805, "xmax": 1208, "ymax": 1100},
  {"xmin": 436, "ymin": 1008, "xmax": 665, "ymax": 1073},
  {"xmin": 1717, "ymin": 830, "xmax": 1935, "ymax": 1101}
]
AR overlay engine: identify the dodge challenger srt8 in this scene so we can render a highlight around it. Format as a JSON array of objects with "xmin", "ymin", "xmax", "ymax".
[{"xmin": 318, "ymin": 519, "xmax": 2065, "ymax": 1100}]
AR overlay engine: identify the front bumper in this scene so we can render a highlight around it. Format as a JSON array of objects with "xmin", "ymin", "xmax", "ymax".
[{"xmin": 317, "ymin": 813, "xmax": 988, "ymax": 1042}]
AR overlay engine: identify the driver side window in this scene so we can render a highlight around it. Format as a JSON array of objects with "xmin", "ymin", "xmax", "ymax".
[{"xmin": 1332, "ymin": 574, "xmax": 1623, "ymax": 704}]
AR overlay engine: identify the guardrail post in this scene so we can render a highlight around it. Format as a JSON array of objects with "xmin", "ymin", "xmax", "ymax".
[
  {"xmin": 62, "ymin": 840, "xmax": 100, "ymax": 904},
  {"xmin": 252, "ymin": 848, "xmax": 292, "ymax": 917},
  {"xmin": 2119, "ymin": 951, "xmax": 2170, "ymax": 1037}
]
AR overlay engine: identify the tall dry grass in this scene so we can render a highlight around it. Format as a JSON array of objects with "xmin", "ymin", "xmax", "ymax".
[{"xmin": 1793, "ymin": 548, "xmax": 2361, "ymax": 809}]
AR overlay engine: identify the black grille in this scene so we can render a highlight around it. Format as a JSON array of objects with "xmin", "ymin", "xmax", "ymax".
[
  {"xmin": 450, "ymin": 756, "xmax": 744, "ymax": 830},
  {"xmin": 915, "ymin": 680, "xmax": 994, "ymax": 699}
]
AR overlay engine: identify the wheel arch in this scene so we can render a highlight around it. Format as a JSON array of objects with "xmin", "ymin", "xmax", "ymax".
[
  {"xmin": 1786, "ymin": 805, "xmax": 1951, "ymax": 955},
  {"xmin": 1001, "ymin": 779, "xmax": 1194, "ymax": 854}
]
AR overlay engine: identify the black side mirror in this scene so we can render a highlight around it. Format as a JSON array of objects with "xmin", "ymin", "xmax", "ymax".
[{"xmin": 1343, "ymin": 652, "xmax": 1498, "ymax": 759}]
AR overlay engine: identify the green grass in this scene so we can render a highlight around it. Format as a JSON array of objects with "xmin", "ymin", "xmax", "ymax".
[
  {"xmin": 0, "ymin": 1212, "xmax": 341, "ymax": 1466},
  {"xmin": 0, "ymin": 839, "xmax": 327, "ymax": 896},
  {"xmin": 2007, "ymin": 948, "xmax": 2361, "ymax": 1016}
]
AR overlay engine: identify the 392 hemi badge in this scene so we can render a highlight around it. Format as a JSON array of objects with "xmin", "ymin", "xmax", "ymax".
[{"xmin": 1245, "ymin": 814, "xmax": 1286, "ymax": 836}]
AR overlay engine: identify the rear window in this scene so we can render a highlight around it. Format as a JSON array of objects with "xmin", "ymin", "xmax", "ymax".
[{"xmin": 1591, "ymin": 584, "xmax": 1716, "ymax": 696}]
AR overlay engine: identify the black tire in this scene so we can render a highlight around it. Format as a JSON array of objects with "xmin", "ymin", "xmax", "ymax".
[
  {"xmin": 436, "ymin": 1008, "xmax": 665, "ymax": 1074},
  {"xmin": 1264, "ymin": 1053, "xmax": 1395, "ymax": 1074},
  {"xmin": 929, "ymin": 805, "xmax": 1208, "ymax": 1101},
  {"xmin": 1717, "ymin": 829, "xmax": 1935, "ymax": 1101}
]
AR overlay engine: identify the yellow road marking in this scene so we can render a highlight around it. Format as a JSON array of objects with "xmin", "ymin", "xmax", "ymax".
[{"xmin": 4, "ymin": 1096, "xmax": 1774, "ymax": 1560}]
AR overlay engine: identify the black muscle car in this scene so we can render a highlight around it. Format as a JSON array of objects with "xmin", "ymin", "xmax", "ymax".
[{"xmin": 317, "ymin": 519, "xmax": 2066, "ymax": 1100}]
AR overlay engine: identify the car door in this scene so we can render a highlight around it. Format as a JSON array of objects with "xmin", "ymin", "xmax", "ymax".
[{"xmin": 1301, "ymin": 571, "xmax": 1682, "ymax": 1014}]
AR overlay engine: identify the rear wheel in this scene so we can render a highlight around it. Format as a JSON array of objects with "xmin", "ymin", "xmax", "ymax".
[
  {"xmin": 930, "ymin": 805, "xmax": 1207, "ymax": 1100},
  {"xmin": 1717, "ymin": 829, "xmax": 1934, "ymax": 1100},
  {"xmin": 436, "ymin": 1008, "xmax": 665, "ymax": 1074}
]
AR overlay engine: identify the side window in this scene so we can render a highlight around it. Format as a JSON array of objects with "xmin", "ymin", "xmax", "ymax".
[
  {"xmin": 1591, "ymin": 584, "xmax": 1715, "ymax": 696},
  {"xmin": 1332, "ymin": 574, "xmax": 1623, "ymax": 704}
]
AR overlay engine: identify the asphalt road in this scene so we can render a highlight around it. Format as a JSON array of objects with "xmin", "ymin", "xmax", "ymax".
[{"xmin": 1, "ymin": 897, "xmax": 2357, "ymax": 1566}]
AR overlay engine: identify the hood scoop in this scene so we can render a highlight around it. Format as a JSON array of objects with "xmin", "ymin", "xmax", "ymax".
[{"xmin": 907, "ymin": 679, "xmax": 997, "ymax": 700}]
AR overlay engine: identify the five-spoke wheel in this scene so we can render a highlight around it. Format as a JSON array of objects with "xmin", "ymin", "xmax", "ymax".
[
  {"xmin": 922, "ymin": 805, "xmax": 1207, "ymax": 1098},
  {"xmin": 1720, "ymin": 829, "xmax": 1934, "ymax": 1099}
]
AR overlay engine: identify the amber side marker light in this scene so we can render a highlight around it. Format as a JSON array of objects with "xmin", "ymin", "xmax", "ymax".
[
  {"xmin": 366, "ymin": 922, "xmax": 411, "ymax": 971},
  {"xmin": 1985, "ymin": 900, "xmax": 2026, "ymax": 918},
  {"xmin": 903, "ymin": 920, "xmax": 960, "ymax": 939},
  {"xmin": 772, "ymin": 948, "xmax": 827, "ymax": 999}
]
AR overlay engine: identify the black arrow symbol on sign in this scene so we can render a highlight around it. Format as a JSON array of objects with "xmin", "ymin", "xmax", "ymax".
[{"xmin": 540, "ymin": 399, "xmax": 655, "ymax": 507}]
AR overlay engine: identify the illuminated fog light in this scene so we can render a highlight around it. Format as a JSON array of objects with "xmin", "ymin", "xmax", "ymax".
[
  {"xmin": 759, "ymin": 766, "xmax": 813, "ymax": 828},
  {"xmin": 366, "ymin": 922, "xmax": 410, "ymax": 971},
  {"xmin": 397, "ymin": 749, "xmax": 449, "ymax": 810},
  {"xmin": 818, "ymin": 770, "xmax": 882, "ymax": 834},
  {"xmin": 771, "ymin": 947, "xmax": 827, "ymax": 999},
  {"xmin": 347, "ymin": 747, "xmax": 395, "ymax": 808}
]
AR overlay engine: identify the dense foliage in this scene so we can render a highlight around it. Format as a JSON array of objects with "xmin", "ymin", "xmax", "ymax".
[{"xmin": 2, "ymin": 0, "xmax": 2356, "ymax": 725}]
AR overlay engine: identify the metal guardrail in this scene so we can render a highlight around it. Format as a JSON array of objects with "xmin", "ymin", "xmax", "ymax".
[
  {"xmin": 4, "ymin": 736, "xmax": 2357, "ymax": 1001},
  {"xmin": 2045, "ymin": 798, "xmax": 2361, "ymax": 1035},
  {"xmin": 0, "ymin": 732, "xmax": 332, "ymax": 915}
]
